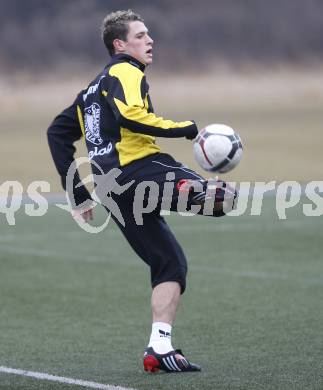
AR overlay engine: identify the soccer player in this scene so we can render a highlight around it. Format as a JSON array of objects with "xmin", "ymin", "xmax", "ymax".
[{"xmin": 47, "ymin": 10, "xmax": 236, "ymax": 373}]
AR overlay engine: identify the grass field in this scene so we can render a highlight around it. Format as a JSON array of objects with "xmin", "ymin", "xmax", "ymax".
[
  {"xmin": 1, "ymin": 198, "xmax": 322, "ymax": 389},
  {"xmin": 1, "ymin": 68, "xmax": 323, "ymax": 389}
]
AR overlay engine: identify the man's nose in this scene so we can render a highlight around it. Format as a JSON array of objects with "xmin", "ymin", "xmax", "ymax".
[{"xmin": 147, "ymin": 35, "xmax": 154, "ymax": 45}]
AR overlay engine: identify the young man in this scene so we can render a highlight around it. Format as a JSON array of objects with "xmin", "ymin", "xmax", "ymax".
[{"xmin": 47, "ymin": 10, "xmax": 236, "ymax": 373}]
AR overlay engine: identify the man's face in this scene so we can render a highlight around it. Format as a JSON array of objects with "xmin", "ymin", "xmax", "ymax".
[{"xmin": 115, "ymin": 21, "xmax": 154, "ymax": 65}]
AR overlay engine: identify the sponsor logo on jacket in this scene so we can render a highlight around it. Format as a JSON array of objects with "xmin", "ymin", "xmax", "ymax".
[{"xmin": 88, "ymin": 143, "xmax": 113, "ymax": 160}]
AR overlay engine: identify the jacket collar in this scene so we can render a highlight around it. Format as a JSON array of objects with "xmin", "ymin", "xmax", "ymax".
[{"xmin": 109, "ymin": 54, "xmax": 146, "ymax": 72}]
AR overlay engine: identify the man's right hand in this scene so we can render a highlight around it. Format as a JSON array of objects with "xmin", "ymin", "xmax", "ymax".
[{"xmin": 185, "ymin": 123, "xmax": 198, "ymax": 140}]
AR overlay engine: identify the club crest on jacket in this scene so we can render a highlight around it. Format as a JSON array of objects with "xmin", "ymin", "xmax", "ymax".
[{"xmin": 84, "ymin": 103, "xmax": 103, "ymax": 145}]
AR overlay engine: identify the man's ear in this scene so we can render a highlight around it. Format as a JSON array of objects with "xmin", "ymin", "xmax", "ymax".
[{"xmin": 113, "ymin": 38, "xmax": 126, "ymax": 53}]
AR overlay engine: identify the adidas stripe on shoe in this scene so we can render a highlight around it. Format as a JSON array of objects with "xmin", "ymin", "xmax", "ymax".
[{"xmin": 143, "ymin": 347, "xmax": 201, "ymax": 373}]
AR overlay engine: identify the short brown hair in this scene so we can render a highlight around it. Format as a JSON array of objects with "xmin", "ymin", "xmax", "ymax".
[{"xmin": 101, "ymin": 10, "xmax": 144, "ymax": 56}]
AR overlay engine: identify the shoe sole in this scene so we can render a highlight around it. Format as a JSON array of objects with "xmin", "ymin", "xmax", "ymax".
[{"xmin": 143, "ymin": 355, "xmax": 160, "ymax": 373}]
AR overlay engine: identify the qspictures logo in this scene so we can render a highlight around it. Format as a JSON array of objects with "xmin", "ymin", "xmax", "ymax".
[{"xmin": 1, "ymin": 157, "xmax": 323, "ymax": 233}]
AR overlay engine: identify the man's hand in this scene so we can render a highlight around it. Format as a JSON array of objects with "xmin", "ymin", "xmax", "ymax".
[
  {"xmin": 185, "ymin": 121, "xmax": 198, "ymax": 140},
  {"xmin": 185, "ymin": 128, "xmax": 198, "ymax": 140},
  {"xmin": 71, "ymin": 208, "xmax": 94, "ymax": 222}
]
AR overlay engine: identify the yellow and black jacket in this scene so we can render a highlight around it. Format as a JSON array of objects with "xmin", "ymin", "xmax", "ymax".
[{"xmin": 47, "ymin": 54, "xmax": 198, "ymax": 203}]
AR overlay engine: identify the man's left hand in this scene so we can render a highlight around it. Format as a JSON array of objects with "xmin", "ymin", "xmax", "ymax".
[{"xmin": 71, "ymin": 208, "xmax": 94, "ymax": 222}]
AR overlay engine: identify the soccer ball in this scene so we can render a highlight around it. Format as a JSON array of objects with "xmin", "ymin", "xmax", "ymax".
[{"xmin": 193, "ymin": 124, "xmax": 243, "ymax": 173}]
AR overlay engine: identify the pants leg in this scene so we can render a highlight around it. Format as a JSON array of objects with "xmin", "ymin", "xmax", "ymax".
[{"xmin": 110, "ymin": 193, "xmax": 188, "ymax": 294}]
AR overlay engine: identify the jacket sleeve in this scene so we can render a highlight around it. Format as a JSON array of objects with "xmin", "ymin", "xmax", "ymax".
[
  {"xmin": 105, "ymin": 64, "xmax": 198, "ymax": 139},
  {"xmin": 47, "ymin": 96, "xmax": 92, "ymax": 206}
]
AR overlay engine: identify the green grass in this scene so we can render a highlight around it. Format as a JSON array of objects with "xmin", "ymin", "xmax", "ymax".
[{"xmin": 0, "ymin": 198, "xmax": 322, "ymax": 389}]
